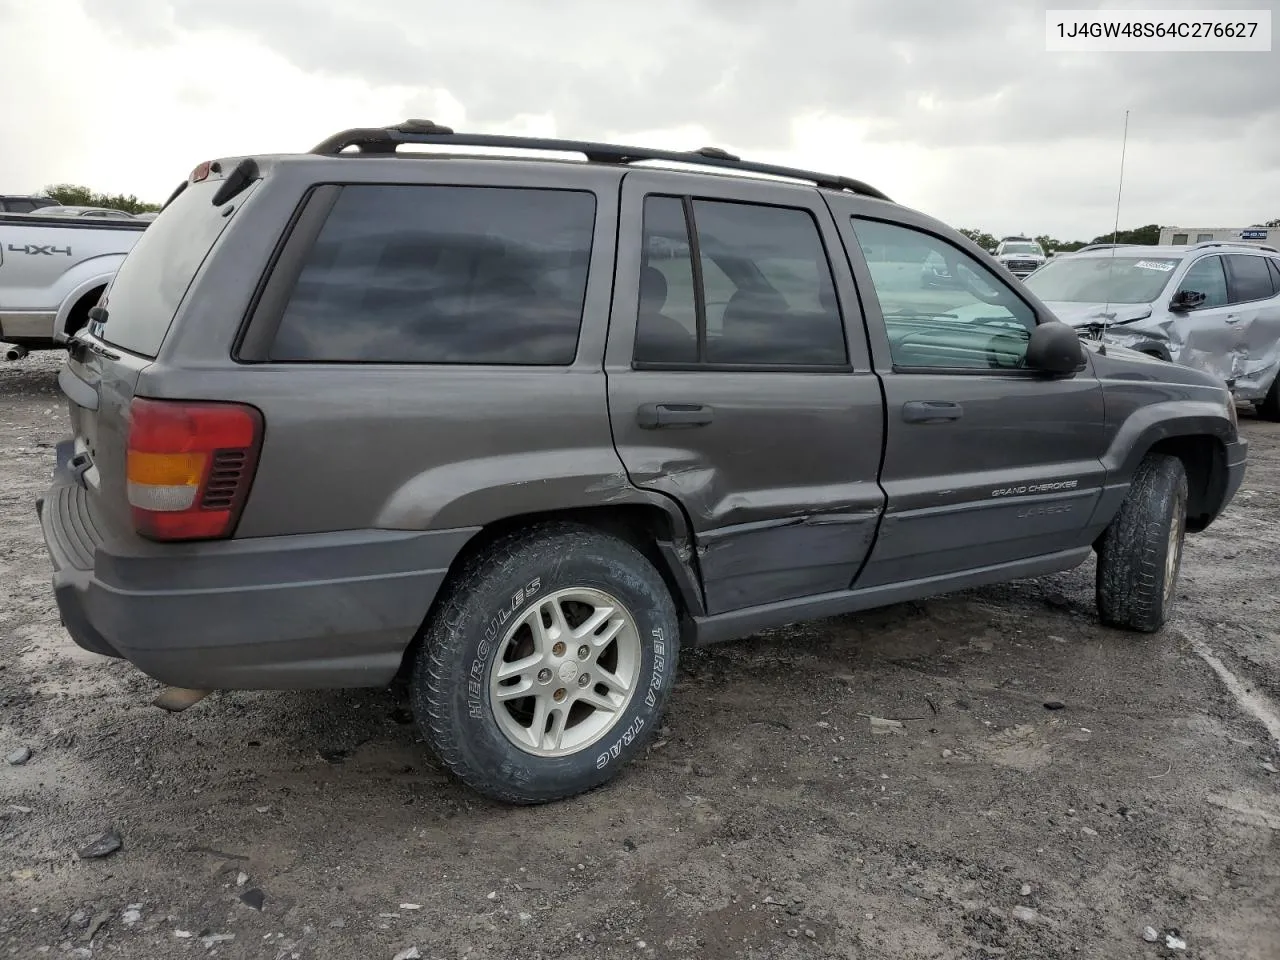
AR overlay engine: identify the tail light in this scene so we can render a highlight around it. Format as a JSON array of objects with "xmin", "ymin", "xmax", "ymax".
[{"xmin": 126, "ymin": 398, "xmax": 263, "ymax": 541}]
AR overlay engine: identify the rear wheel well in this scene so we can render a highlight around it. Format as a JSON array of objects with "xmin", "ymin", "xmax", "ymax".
[
  {"xmin": 1146, "ymin": 435, "xmax": 1225, "ymax": 532},
  {"xmin": 394, "ymin": 505, "xmax": 699, "ymax": 684},
  {"xmin": 458, "ymin": 505, "xmax": 688, "ymax": 598},
  {"xmin": 63, "ymin": 285, "xmax": 106, "ymax": 338}
]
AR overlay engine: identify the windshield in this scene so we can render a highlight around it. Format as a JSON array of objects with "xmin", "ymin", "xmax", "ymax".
[
  {"xmin": 1000, "ymin": 242, "xmax": 1042, "ymax": 256},
  {"xmin": 1024, "ymin": 256, "xmax": 1180, "ymax": 304}
]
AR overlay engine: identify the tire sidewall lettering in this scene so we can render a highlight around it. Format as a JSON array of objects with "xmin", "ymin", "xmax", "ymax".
[
  {"xmin": 598, "ymin": 625, "xmax": 667, "ymax": 770},
  {"xmin": 467, "ymin": 576, "xmax": 540, "ymax": 722}
]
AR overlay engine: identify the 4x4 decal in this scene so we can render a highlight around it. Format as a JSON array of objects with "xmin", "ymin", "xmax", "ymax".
[{"xmin": 8, "ymin": 243, "xmax": 72, "ymax": 256}]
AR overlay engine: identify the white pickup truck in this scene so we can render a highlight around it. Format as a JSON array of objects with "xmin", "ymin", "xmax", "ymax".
[{"xmin": 0, "ymin": 211, "xmax": 147, "ymax": 359}]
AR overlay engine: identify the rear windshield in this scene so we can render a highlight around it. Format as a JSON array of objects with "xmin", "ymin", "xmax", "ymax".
[
  {"xmin": 1023, "ymin": 255, "xmax": 1180, "ymax": 304},
  {"xmin": 97, "ymin": 177, "xmax": 254, "ymax": 357}
]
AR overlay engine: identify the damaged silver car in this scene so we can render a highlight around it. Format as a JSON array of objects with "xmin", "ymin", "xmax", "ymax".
[{"xmin": 1023, "ymin": 242, "xmax": 1280, "ymax": 419}]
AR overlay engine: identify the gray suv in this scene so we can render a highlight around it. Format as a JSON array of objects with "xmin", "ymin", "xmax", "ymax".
[
  {"xmin": 1022, "ymin": 241, "xmax": 1280, "ymax": 418},
  {"xmin": 39, "ymin": 121, "xmax": 1247, "ymax": 804}
]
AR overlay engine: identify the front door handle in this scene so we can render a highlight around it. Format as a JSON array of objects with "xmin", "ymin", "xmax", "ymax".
[
  {"xmin": 1225, "ymin": 314, "xmax": 1240, "ymax": 323},
  {"xmin": 902, "ymin": 400, "xmax": 963, "ymax": 423},
  {"xmin": 637, "ymin": 403, "xmax": 714, "ymax": 429}
]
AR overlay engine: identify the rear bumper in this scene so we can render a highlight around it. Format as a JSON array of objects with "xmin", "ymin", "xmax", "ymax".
[{"xmin": 39, "ymin": 457, "xmax": 477, "ymax": 690}]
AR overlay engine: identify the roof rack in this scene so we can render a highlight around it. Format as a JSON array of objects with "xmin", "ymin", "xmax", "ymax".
[
  {"xmin": 1188, "ymin": 240, "xmax": 1279, "ymax": 253},
  {"xmin": 308, "ymin": 120, "xmax": 893, "ymax": 202},
  {"xmin": 1074, "ymin": 243, "xmax": 1136, "ymax": 253}
]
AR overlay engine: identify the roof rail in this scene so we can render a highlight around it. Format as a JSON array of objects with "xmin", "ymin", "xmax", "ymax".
[
  {"xmin": 1073, "ymin": 243, "xmax": 1135, "ymax": 253},
  {"xmin": 1187, "ymin": 239, "xmax": 1279, "ymax": 253},
  {"xmin": 308, "ymin": 120, "xmax": 893, "ymax": 202}
]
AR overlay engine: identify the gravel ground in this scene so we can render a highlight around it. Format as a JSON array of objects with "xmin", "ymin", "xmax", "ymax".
[{"xmin": 2, "ymin": 350, "xmax": 1279, "ymax": 960}]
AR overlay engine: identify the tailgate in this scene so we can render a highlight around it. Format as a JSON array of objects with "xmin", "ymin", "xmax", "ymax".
[
  {"xmin": 54, "ymin": 174, "xmax": 256, "ymax": 538},
  {"xmin": 59, "ymin": 335, "xmax": 150, "ymax": 536}
]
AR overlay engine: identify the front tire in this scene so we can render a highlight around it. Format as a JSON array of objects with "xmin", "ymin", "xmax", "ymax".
[
  {"xmin": 412, "ymin": 523, "xmax": 680, "ymax": 804},
  {"xmin": 1095, "ymin": 454, "xmax": 1188, "ymax": 633}
]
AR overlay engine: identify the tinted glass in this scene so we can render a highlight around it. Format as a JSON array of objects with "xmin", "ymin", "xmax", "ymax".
[
  {"xmin": 1177, "ymin": 256, "xmax": 1228, "ymax": 308},
  {"xmin": 1268, "ymin": 258, "xmax": 1280, "ymax": 291},
  {"xmin": 6, "ymin": 200, "xmax": 35, "ymax": 213},
  {"xmin": 635, "ymin": 196, "xmax": 698, "ymax": 364},
  {"xmin": 853, "ymin": 218, "xmax": 1036, "ymax": 370},
  {"xmin": 98, "ymin": 178, "xmax": 250, "ymax": 358},
  {"xmin": 271, "ymin": 185, "xmax": 596, "ymax": 365},
  {"xmin": 1225, "ymin": 254, "xmax": 1275, "ymax": 303},
  {"xmin": 691, "ymin": 200, "xmax": 846, "ymax": 365},
  {"xmin": 1024, "ymin": 256, "xmax": 1178, "ymax": 304}
]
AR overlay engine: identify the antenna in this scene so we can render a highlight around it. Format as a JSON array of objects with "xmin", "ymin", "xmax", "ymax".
[{"xmin": 1098, "ymin": 110, "xmax": 1130, "ymax": 355}]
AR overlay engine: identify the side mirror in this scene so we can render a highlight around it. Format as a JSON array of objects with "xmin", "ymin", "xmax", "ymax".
[
  {"xmin": 1170, "ymin": 289, "xmax": 1206, "ymax": 312},
  {"xmin": 1026, "ymin": 320, "xmax": 1084, "ymax": 376}
]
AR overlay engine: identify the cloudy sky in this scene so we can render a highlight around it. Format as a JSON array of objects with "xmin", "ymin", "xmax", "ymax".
[{"xmin": 1, "ymin": 0, "xmax": 1277, "ymax": 240}]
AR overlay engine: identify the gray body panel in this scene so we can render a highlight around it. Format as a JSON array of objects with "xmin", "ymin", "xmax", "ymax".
[
  {"xmin": 42, "ymin": 442, "xmax": 474, "ymax": 688},
  {"xmin": 38, "ymin": 150, "xmax": 1249, "ymax": 691}
]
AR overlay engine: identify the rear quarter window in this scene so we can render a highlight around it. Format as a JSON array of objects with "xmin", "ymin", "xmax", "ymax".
[
  {"xmin": 97, "ymin": 178, "xmax": 255, "ymax": 358},
  {"xmin": 268, "ymin": 185, "xmax": 596, "ymax": 365}
]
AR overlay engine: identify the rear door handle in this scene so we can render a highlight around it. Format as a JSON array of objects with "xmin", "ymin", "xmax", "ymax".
[
  {"xmin": 637, "ymin": 403, "xmax": 714, "ymax": 429},
  {"xmin": 902, "ymin": 400, "xmax": 963, "ymax": 423}
]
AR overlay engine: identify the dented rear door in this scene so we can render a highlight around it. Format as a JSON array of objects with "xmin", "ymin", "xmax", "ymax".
[
  {"xmin": 1223, "ymin": 253, "xmax": 1280, "ymax": 399},
  {"xmin": 604, "ymin": 171, "xmax": 886, "ymax": 617}
]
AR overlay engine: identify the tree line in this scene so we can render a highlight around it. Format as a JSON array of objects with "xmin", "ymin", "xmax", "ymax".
[
  {"xmin": 960, "ymin": 219, "xmax": 1280, "ymax": 253},
  {"xmin": 958, "ymin": 224, "xmax": 1162, "ymax": 253},
  {"xmin": 40, "ymin": 184, "xmax": 161, "ymax": 215}
]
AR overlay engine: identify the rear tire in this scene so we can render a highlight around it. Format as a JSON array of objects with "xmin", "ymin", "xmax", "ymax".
[
  {"xmin": 1095, "ymin": 454, "xmax": 1188, "ymax": 633},
  {"xmin": 1256, "ymin": 376, "xmax": 1280, "ymax": 422},
  {"xmin": 412, "ymin": 522, "xmax": 680, "ymax": 804}
]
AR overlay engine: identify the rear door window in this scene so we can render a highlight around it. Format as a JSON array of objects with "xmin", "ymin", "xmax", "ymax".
[
  {"xmin": 269, "ymin": 185, "xmax": 596, "ymax": 365},
  {"xmin": 1225, "ymin": 254, "xmax": 1275, "ymax": 303},
  {"xmin": 97, "ymin": 178, "xmax": 253, "ymax": 358},
  {"xmin": 693, "ymin": 200, "xmax": 846, "ymax": 366},
  {"xmin": 633, "ymin": 196, "xmax": 847, "ymax": 367}
]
